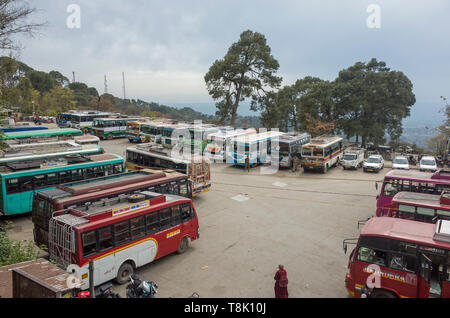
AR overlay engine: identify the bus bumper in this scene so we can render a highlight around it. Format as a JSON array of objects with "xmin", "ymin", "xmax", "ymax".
[{"xmin": 345, "ymin": 273, "xmax": 357, "ymax": 297}]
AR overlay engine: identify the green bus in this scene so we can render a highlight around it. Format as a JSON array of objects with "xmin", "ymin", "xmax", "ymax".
[
  {"xmin": 0, "ymin": 153, "xmax": 125, "ymax": 216},
  {"xmin": 141, "ymin": 122, "xmax": 167, "ymax": 144},
  {"xmin": 91, "ymin": 118, "xmax": 145, "ymax": 140},
  {"xmin": 2, "ymin": 128, "xmax": 83, "ymax": 143}
]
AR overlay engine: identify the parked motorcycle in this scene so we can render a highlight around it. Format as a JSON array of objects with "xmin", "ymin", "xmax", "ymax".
[
  {"xmin": 126, "ymin": 274, "xmax": 158, "ymax": 298},
  {"xmin": 95, "ymin": 282, "xmax": 121, "ymax": 298},
  {"xmin": 408, "ymin": 155, "xmax": 417, "ymax": 166}
]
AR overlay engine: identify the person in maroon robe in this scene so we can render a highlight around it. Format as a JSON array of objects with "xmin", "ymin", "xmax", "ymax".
[{"xmin": 274, "ymin": 265, "xmax": 289, "ymax": 298}]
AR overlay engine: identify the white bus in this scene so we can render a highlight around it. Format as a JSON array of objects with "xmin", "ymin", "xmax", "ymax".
[
  {"xmin": 70, "ymin": 111, "xmax": 118, "ymax": 131},
  {"xmin": 206, "ymin": 128, "xmax": 257, "ymax": 162},
  {"xmin": 229, "ymin": 131, "xmax": 285, "ymax": 167},
  {"xmin": 301, "ymin": 135, "xmax": 344, "ymax": 173}
]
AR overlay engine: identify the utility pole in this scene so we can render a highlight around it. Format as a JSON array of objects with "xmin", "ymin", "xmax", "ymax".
[
  {"xmin": 122, "ymin": 72, "xmax": 126, "ymax": 100},
  {"xmin": 72, "ymin": 71, "xmax": 76, "ymax": 83},
  {"xmin": 104, "ymin": 75, "xmax": 108, "ymax": 94}
]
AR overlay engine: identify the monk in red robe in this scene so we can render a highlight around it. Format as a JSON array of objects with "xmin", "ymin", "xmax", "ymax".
[{"xmin": 274, "ymin": 265, "xmax": 289, "ymax": 298}]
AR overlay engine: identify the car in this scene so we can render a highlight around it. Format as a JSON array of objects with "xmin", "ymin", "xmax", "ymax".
[
  {"xmin": 363, "ymin": 154, "xmax": 384, "ymax": 173},
  {"xmin": 392, "ymin": 156, "xmax": 410, "ymax": 170},
  {"xmin": 420, "ymin": 156, "xmax": 438, "ymax": 172}
]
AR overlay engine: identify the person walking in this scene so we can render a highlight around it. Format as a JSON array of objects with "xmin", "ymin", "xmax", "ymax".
[
  {"xmin": 245, "ymin": 155, "xmax": 250, "ymax": 172},
  {"xmin": 292, "ymin": 155, "xmax": 300, "ymax": 172},
  {"xmin": 274, "ymin": 265, "xmax": 288, "ymax": 298}
]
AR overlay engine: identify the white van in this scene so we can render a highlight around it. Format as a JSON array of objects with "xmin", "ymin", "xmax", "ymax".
[{"xmin": 420, "ymin": 156, "xmax": 437, "ymax": 172}]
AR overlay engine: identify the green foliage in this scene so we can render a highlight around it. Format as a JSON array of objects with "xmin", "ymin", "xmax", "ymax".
[
  {"xmin": 205, "ymin": 30, "xmax": 282, "ymax": 126},
  {"xmin": 28, "ymin": 70, "xmax": 57, "ymax": 93},
  {"xmin": 0, "ymin": 222, "xmax": 40, "ymax": 267}
]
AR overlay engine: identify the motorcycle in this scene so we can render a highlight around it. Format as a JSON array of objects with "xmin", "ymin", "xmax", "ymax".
[
  {"xmin": 126, "ymin": 274, "xmax": 158, "ymax": 298},
  {"xmin": 95, "ymin": 282, "xmax": 121, "ymax": 298}
]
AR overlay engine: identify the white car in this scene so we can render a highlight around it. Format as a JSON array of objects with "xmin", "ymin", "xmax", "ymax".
[
  {"xmin": 363, "ymin": 155, "xmax": 384, "ymax": 173},
  {"xmin": 420, "ymin": 156, "xmax": 438, "ymax": 172},
  {"xmin": 392, "ymin": 156, "xmax": 410, "ymax": 170}
]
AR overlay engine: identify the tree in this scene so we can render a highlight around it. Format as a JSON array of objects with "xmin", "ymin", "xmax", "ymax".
[
  {"xmin": 205, "ymin": 30, "xmax": 282, "ymax": 126},
  {"xmin": 49, "ymin": 71, "xmax": 69, "ymax": 87},
  {"xmin": 28, "ymin": 70, "xmax": 57, "ymax": 93},
  {"xmin": 0, "ymin": 0, "xmax": 46, "ymax": 51},
  {"xmin": 40, "ymin": 86, "xmax": 76, "ymax": 115},
  {"xmin": 333, "ymin": 58, "xmax": 416, "ymax": 146}
]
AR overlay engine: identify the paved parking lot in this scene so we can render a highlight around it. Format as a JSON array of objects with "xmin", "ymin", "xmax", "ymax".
[{"xmin": 6, "ymin": 138, "xmax": 392, "ymax": 298}]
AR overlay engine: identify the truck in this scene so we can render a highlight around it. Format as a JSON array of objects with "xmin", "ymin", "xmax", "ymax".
[{"xmin": 341, "ymin": 147, "xmax": 365, "ymax": 170}]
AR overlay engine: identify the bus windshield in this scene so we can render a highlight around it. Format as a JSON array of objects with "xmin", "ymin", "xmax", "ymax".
[{"xmin": 344, "ymin": 154, "xmax": 357, "ymax": 160}]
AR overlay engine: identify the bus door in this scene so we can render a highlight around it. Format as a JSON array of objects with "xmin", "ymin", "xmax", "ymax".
[{"xmin": 418, "ymin": 253, "xmax": 432, "ymax": 297}]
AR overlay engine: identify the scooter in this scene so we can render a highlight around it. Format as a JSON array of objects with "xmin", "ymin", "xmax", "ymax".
[{"xmin": 126, "ymin": 274, "xmax": 158, "ymax": 298}]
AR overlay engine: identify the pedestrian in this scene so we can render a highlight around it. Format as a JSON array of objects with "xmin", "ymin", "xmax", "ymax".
[
  {"xmin": 292, "ymin": 155, "xmax": 300, "ymax": 172},
  {"xmin": 274, "ymin": 264, "xmax": 288, "ymax": 298},
  {"xmin": 245, "ymin": 155, "xmax": 250, "ymax": 172}
]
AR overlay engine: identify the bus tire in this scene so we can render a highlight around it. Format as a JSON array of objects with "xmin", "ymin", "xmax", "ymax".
[
  {"xmin": 107, "ymin": 134, "xmax": 113, "ymax": 140},
  {"xmin": 177, "ymin": 236, "xmax": 190, "ymax": 254},
  {"xmin": 115, "ymin": 262, "xmax": 134, "ymax": 285},
  {"xmin": 370, "ymin": 289, "xmax": 397, "ymax": 298}
]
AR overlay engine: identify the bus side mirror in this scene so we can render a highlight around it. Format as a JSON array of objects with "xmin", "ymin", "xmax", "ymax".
[
  {"xmin": 375, "ymin": 182, "xmax": 378, "ymax": 190},
  {"xmin": 344, "ymin": 244, "xmax": 347, "ymax": 254}
]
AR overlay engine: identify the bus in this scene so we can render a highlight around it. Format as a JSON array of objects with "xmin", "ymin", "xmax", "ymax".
[
  {"xmin": 33, "ymin": 169, "xmax": 191, "ymax": 247},
  {"xmin": 0, "ymin": 125, "xmax": 49, "ymax": 133},
  {"xmin": 140, "ymin": 122, "xmax": 167, "ymax": 144},
  {"xmin": 278, "ymin": 132, "xmax": 311, "ymax": 168},
  {"xmin": 301, "ymin": 136, "xmax": 344, "ymax": 173},
  {"xmin": 206, "ymin": 128, "xmax": 257, "ymax": 162},
  {"xmin": 343, "ymin": 217, "xmax": 450, "ymax": 298},
  {"xmin": 2, "ymin": 128, "xmax": 83, "ymax": 144},
  {"xmin": 382, "ymin": 191, "xmax": 450, "ymax": 223},
  {"xmin": 56, "ymin": 112, "xmax": 73, "ymax": 128},
  {"xmin": 0, "ymin": 141, "xmax": 103, "ymax": 164},
  {"xmin": 92, "ymin": 118, "xmax": 146, "ymax": 140},
  {"xmin": 48, "ymin": 191, "xmax": 199, "ymax": 289},
  {"xmin": 126, "ymin": 144, "xmax": 211, "ymax": 196},
  {"xmin": 432, "ymin": 170, "xmax": 450, "ymax": 181},
  {"xmin": 184, "ymin": 125, "xmax": 220, "ymax": 154},
  {"xmin": 229, "ymin": 131, "xmax": 285, "ymax": 167},
  {"xmin": 70, "ymin": 111, "xmax": 117, "ymax": 131},
  {"xmin": 125, "ymin": 119, "xmax": 155, "ymax": 143},
  {"xmin": 0, "ymin": 153, "xmax": 125, "ymax": 216},
  {"xmin": 375, "ymin": 170, "xmax": 450, "ymax": 217},
  {"xmin": 161, "ymin": 123, "xmax": 192, "ymax": 149}
]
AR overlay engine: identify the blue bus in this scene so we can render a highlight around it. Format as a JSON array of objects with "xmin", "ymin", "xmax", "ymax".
[
  {"xmin": 0, "ymin": 153, "xmax": 125, "ymax": 216},
  {"xmin": 0, "ymin": 126, "xmax": 49, "ymax": 133}
]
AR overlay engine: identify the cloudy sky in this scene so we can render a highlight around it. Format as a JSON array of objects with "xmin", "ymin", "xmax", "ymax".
[{"xmin": 14, "ymin": 0, "xmax": 450, "ymax": 124}]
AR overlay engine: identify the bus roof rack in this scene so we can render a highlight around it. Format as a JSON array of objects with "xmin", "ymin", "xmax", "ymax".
[{"xmin": 434, "ymin": 220, "xmax": 450, "ymax": 243}]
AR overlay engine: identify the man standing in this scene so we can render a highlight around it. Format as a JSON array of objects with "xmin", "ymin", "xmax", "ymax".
[
  {"xmin": 274, "ymin": 265, "xmax": 288, "ymax": 298},
  {"xmin": 292, "ymin": 155, "xmax": 300, "ymax": 172},
  {"xmin": 245, "ymin": 155, "xmax": 250, "ymax": 172}
]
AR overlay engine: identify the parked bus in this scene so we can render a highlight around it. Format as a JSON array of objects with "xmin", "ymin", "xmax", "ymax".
[
  {"xmin": 140, "ymin": 122, "xmax": 167, "ymax": 144},
  {"xmin": 126, "ymin": 144, "xmax": 211, "ymax": 196},
  {"xmin": 376, "ymin": 170, "xmax": 450, "ymax": 217},
  {"xmin": 383, "ymin": 191, "xmax": 450, "ymax": 223},
  {"xmin": 184, "ymin": 125, "xmax": 220, "ymax": 153},
  {"xmin": 161, "ymin": 123, "xmax": 192, "ymax": 149},
  {"xmin": 0, "ymin": 141, "xmax": 103, "ymax": 164},
  {"xmin": 125, "ymin": 119, "xmax": 155, "ymax": 143},
  {"xmin": 2, "ymin": 128, "xmax": 83, "ymax": 144},
  {"xmin": 277, "ymin": 132, "xmax": 311, "ymax": 168},
  {"xmin": 92, "ymin": 118, "xmax": 146, "ymax": 140},
  {"xmin": 301, "ymin": 136, "xmax": 344, "ymax": 173},
  {"xmin": 56, "ymin": 112, "xmax": 73, "ymax": 128},
  {"xmin": 229, "ymin": 131, "xmax": 285, "ymax": 167},
  {"xmin": 33, "ymin": 169, "xmax": 191, "ymax": 247},
  {"xmin": 0, "ymin": 153, "xmax": 125, "ymax": 216},
  {"xmin": 206, "ymin": 128, "xmax": 257, "ymax": 162},
  {"xmin": 0, "ymin": 125, "xmax": 48, "ymax": 133},
  {"xmin": 70, "ymin": 111, "xmax": 117, "ymax": 131},
  {"xmin": 48, "ymin": 191, "xmax": 199, "ymax": 289},
  {"xmin": 343, "ymin": 217, "xmax": 450, "ymax": 298}
]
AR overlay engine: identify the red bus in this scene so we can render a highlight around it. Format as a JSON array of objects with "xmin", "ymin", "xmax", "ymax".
[
  {"xmin": 48, "ymin": 191, "xmax": 199, "ymax": 289},
  {"xmin": 344, "ymin": 217, "xmax": 450, "ymax": 298},
  {"xmin": 432, "ymin": 170, "xmax": 450, "ymax": 181},
  {"xmin": 384, "ymin": 191, "xmax": 450, "ymax": 223},
  {"xmin": 376, "ymin": 170, "xmax": 450, "ymax": 217},
  {"xmin": 33, "ymin": 169, "xmax": 191, "ymax": 247}
]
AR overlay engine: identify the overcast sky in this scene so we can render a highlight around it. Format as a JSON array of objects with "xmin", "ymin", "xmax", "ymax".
[{"xmin": 13, "ymin": 0, "xmax": 450, "ymax": 123}]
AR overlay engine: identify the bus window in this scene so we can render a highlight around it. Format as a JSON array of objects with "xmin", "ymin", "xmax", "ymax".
[
  {"xmin": 389, "ymin": 253, "xmax": 416, "ymax": 272},
  {"xmin": 99, "ymin": 226, "xmax": 113, "ymax": 251},
  {"xmin": 168, "ymin": 182, "xmax": 179, "ymax": 195},
  {"xmin": 383, "ymin": 181, "xmax": 398, "ymax": 197},
  {"xmin": 172, "ymin": 205, "xmax": 182, "ymax": 226},
  {"xmin": 114, "ymin": 164, "xmax": 123, "ymax": 174},
  {"xmin": 313, "ymin": 148, "xmax": 323, "ymax": 157},
  {"xmin": 114, "ymin": 221, "xmax": 130, "ymax": 246},
  {"xmin": 35, "ymin": 199, "xmax": 46, "ymax": 218},
  {"xmin": 179, "ymin": 181, "xmax": 188, "ymax": 197},
  {"xmin": 181, "ymin": 204, "xmax": 193, "ymax": 221},
  {"xmin": 131, "ymin": 216, "xmax": 145, "ymax": 240},
  {"xmin": 6, "ymin": 179, "xmax": 20, "ymax": 194},
  {"xmin": 159, "ymin": 184, "xmax": 168, "ymax": 194},
  {"xmin": 82, "ymin": 231, "xmax": 97, "ymax": 257},
  {"xmin": 21, "ymin": 177, "xmax": 34, "ymax": 192},
  {"xmin": 93, "ymin": 166, "xmax": 104, "ymax": 178},
  {"xmin": 71, "ymin": 169, "xmax": 83, "ymax": 181},
  {"xmin": 357, "ymin": 247, "xmax": 387, "ymax": 266},
  {"xmin": 47, "ymin": 173, "xmax": 59, "ymax": 186},
  {"xmin": 146, "ymin": 212, "xmax": 159, "ymax": 234},
  {"xmin": 34, "ymin": 175, "xmax": 47, "ymax": 189},
  {"xmin": 159, "ymin": 208, "xmax": 172, "ymax": 231},
  {"xmin": 59, "ymin": 171, "xmax": 71, "ymax": 183}
]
